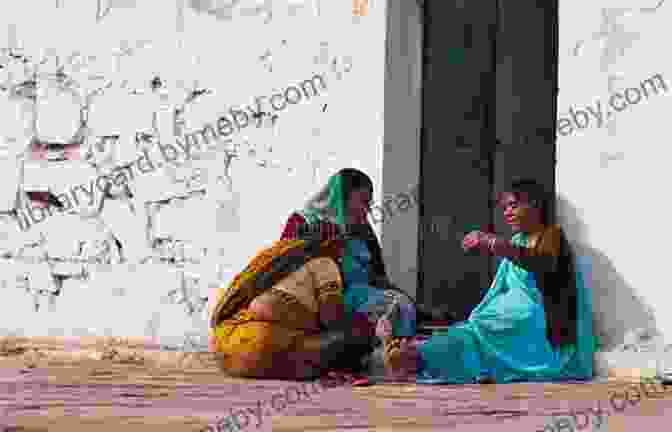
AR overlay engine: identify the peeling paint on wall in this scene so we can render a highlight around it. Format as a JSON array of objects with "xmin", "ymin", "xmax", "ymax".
[{"xmin": 0, "ymin": 0, "xmax": 383, "ymax": 344}]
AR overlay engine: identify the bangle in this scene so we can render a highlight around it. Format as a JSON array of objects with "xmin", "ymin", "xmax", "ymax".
[{"xmin": 488, "ymin": 237, "xmax": 497, "ymax": 254}]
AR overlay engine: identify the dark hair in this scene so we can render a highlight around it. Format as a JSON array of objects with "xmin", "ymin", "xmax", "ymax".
[
  {"xmin": 338, "ymin": 168, "xmax": 373, "ymax": 202},
  {"xmin": 501, "ymin": 178, "xmax": 553, "ymax": 224}
]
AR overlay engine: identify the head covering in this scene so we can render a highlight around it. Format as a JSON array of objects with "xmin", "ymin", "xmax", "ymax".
[
  {"xmin": 298, "ymin": 172, "xmax": 347, "ymax": 229},
  {"xmin": 294, "ymin": 168, "xmax": 381, "ymax": 280},
  {"xmin": 298, "ymin": 168, "xmax": 373, "ymax": 231}
]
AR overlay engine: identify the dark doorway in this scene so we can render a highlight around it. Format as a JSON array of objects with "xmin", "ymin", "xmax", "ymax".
[{"xmin": 417, "ymin": 0, "xmax": 558, "ymax": 321}]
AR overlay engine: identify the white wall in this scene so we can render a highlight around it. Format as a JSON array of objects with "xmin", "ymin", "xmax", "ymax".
[
  {"xmin": 7, "ymin": 0, "xmax": 657, "ymax": 376},
  {"xmin": 0, "ymin": 0, "xmax": 387, "ymax": 349},
  {"xmin": 557, "ymin": 0, "xmax": 672, "ymax": 370}
]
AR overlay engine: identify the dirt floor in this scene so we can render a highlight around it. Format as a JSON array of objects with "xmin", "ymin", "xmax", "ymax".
[{"xmin": 1, "ymin": 337, "xmax": 671, "ymax": 431}]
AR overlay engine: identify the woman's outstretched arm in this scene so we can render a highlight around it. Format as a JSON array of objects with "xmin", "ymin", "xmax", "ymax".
[{"xmin": 464, "ymin": 225, "xmax": 562, "ymax": 274}]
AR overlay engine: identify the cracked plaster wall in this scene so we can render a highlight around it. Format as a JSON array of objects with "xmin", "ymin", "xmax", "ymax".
[{"xmin": 0, "ymin": 0, "xmax": 386, "ymax": 349}]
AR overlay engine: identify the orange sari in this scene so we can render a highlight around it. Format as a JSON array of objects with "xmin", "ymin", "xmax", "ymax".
[{"xmin": 209, "ymin": 239, "xmax": 345, "ymax": 379}]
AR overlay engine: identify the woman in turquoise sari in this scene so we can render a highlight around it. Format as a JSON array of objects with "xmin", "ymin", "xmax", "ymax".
[{"xmin": 379, "ymin": 179, "xmax": 594, "ymax": 383}]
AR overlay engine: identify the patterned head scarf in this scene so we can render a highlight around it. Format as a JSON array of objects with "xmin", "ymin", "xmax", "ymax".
[
  {"xmin": 299, "ymin": 172, "xmax": 347, "ymax": 228},
  {"xmin": 297, "ymin": 168, "xmax": 374, "ymax": 275},
  {"xmin": 298, "ymin": 168, "xmax": 373, "ymax": 230}
]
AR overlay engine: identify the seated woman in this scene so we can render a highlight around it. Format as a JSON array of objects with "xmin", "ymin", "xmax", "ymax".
[
  {"xmin": 208, "ymin": 168, "xmax": 417, "ymax": 379},
  {"xmin": 380, "ymin": 179, "xmax": 594, "ymax": 383}
]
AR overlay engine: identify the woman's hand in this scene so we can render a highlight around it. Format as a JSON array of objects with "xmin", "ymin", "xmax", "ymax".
[
  {"xmin": 462, "ymin": 231, "xmax": 496, "ymax": 254},
  {"xmin": 462, "ymin": 231, "xmax": 486, "ymax": 251}
]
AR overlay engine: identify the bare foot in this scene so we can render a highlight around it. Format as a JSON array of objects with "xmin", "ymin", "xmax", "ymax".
[
  {"xmin": 384, "ymin": 337, "xmax": 420, "ymax": 379},
  {"xmin": 208, "ymin": 333, "xmax": 217, "ymax": 353}
]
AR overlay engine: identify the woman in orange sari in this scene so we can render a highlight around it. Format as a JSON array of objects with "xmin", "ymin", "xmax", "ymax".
[{"xmin": 208, "ymin": 169, "xmax": 417, "ymax": 379}]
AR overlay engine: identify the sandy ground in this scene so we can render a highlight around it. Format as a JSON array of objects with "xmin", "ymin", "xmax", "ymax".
[{"xmin": 1, "ymin": 337, "xmax": 672, "ymax": 431}]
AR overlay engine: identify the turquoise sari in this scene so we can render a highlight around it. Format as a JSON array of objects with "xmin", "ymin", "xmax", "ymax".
[
  {"xmin": 416, "ymin": 232, "xmax": 594, "ymax": 384},
  {"xmin": 343, "ymin": 238, "xmax": 416, "ymax": 338}
]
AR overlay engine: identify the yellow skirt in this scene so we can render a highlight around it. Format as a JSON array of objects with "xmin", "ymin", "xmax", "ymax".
[
  {"xmin": 213, "ymin": 310, "xmax": 319, "ymax": 378},
  {"xmin": 211, "ymin": 257, "xmax": 344, "ymax": 379}
]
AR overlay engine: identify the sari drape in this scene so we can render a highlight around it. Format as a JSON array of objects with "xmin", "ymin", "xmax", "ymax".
[
  {"xmin": 210, "ymin": 246, "xmax": 345, "ymax": 378},
  {"xmin": 209, "ymin": 238, "xmax": 342, "ymax": 328},
  {"xmin": 416, "ymin": 227, "xmax": 594, "ymax": 384}
]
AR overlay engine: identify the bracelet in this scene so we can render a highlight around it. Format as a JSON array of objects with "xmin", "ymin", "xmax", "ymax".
[{"xmin": 488, "ymin": 236, "xmax": 497, "ymax": 254}]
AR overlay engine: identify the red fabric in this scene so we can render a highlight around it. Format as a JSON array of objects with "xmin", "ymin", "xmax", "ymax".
[
  {"xmin": 421, "ymin": 321, "xmax": 451, "ymax": 326},
  {"xmin": 351, "ymin": 377, "xmax": 372, "ymax": 386},
  {"xmin": 351, "ymin": 311, "xmax": 375, "ymax": 338},
  {"xmin": 279, "ymin": 213, "xmax": 342, "ymax": 242},
  {"xmin": 279, "ymin": 214, "xmax": 346, "ymax": 267},
  {"xmin": 550, "ymin": 321, "xmax": 563, "ymax": 347},
  {"xmin": 280, "ymin": 213, "xmax": 307, "ymax": 240}
]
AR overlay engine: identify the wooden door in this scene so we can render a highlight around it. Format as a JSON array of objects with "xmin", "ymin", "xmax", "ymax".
[
  {"xmin": 418, "ymin": 0, "xmax": 498, "ymax": 321},
  {"xmin": 418, "ymin": 0, "xmax": 558, "ymax": 321}
]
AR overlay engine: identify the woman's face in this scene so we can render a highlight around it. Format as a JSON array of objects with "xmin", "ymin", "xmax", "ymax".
[
  {"xmin": 499, "ymin": 192, "xmax": 542, "ymax": 233},
  {"xmin": 347, "ymin": 187, "xmax": 372, "ymax": 224}
]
